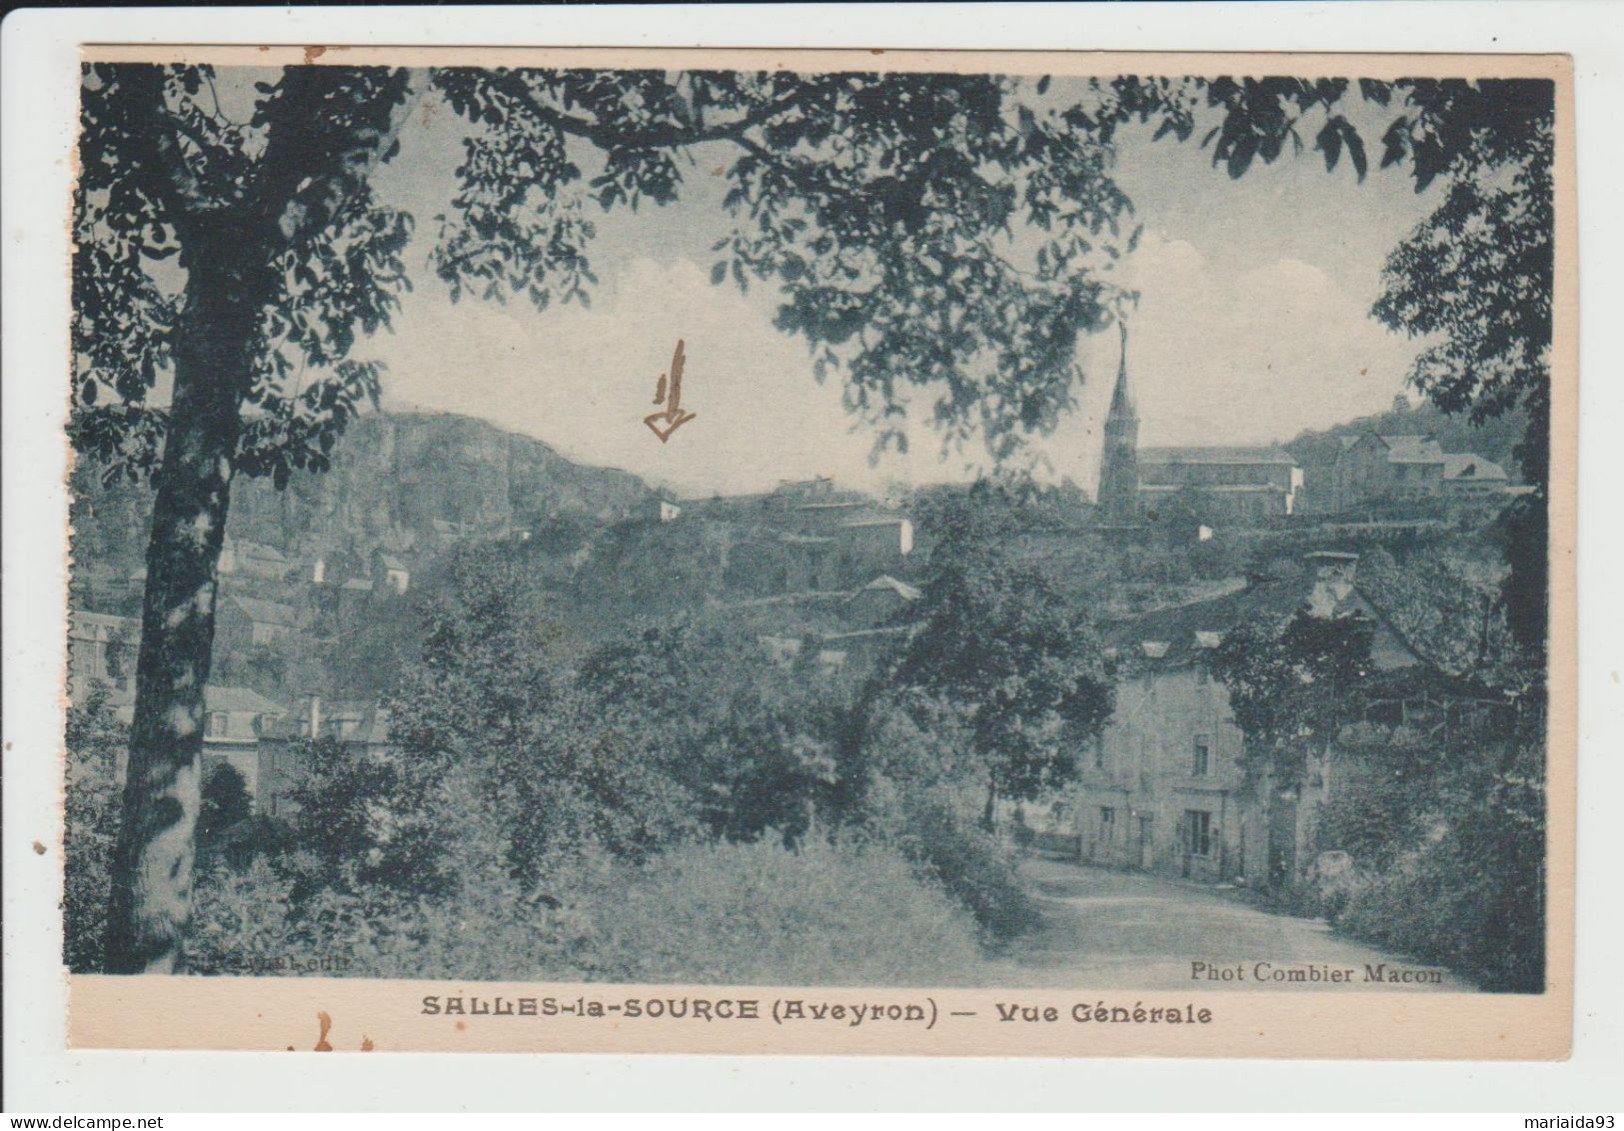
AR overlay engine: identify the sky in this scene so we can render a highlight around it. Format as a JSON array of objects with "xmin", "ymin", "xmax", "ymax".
[{"xmin": 329, "ymin": 73, "xmax": 1443, "ymax": 499}]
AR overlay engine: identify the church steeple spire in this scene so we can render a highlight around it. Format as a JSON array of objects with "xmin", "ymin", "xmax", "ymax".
[
  {"xmin": 1097, "ymin": 318, "xmax": 1140, "ymax": 522},
  {"xmin": 1108, "ymin": 318, "xmax": 1135, "ymax": 420}
]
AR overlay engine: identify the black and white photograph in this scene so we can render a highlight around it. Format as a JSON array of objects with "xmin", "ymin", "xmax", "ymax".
[{"xmin": 41, "ymin": 42, "xmax": 1576, "ymax": 1060}]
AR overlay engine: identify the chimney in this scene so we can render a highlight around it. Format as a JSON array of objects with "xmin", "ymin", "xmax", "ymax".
[
  {"xmin": 307, "ymin": 693, "xmax": 322, "ymax": 739},
  {"xmin": 311, "ymin": 556, "xmax": 326, "ymax": 585},
  {"xmin": 1304, "ymin": 551, "xmax": 1359, "ymax": 618}
]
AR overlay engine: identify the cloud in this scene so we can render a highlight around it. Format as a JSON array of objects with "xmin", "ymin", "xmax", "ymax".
[{"xmin": 1111, "ymin": 231, "xmax": 1423, "ymax": 451}]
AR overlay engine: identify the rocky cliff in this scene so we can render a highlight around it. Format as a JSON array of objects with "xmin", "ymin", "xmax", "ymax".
[{"xmin": 71, "ymin": 412, "xmax": 658, "ymax": 577}]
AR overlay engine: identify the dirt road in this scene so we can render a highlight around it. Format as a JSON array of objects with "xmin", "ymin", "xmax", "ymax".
[{"xmin": 980, "ymin": 856, "xmax": 1471, "ymax": 991}]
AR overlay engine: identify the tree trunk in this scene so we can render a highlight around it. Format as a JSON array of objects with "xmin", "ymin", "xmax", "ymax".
[
  {"xmin": 982, "ymin": 776, "xmax": 998, "ymax": 833},
  {"xmin": 103, "ymin": 237, "xmax": 260, "ymax": 974}
]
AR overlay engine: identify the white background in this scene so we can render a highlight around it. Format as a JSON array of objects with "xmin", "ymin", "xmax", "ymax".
[{"xmin": 5, "ymin": 1, "xmax": 1622, "ymax": 1113}]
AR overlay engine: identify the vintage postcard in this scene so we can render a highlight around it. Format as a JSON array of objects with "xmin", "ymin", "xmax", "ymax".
[{"xmin": 57, "ymin": 44, "xmax": 1574, "ymax": 1059}]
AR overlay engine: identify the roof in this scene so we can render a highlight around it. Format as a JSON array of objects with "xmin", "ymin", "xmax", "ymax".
[
  {"xmin": 341, "ymin": 578, "xmax": 375, "ymax": 592},
  {"xmin": 225, "ymin": 595, "xmax": 299, "ymax": 626},
  {"xmin": 69, "ymin": 610, "xmax": 139, "ymax": 634},
  {"xmin": 204, "ymin": 685, "xmax": 285, "ymax": 716},
  {"xmin": 1442, "ymin": 453, "xmax": 1509, "ymax": 481},
  {"xmin": 1375, "ymin": 434, "xmax": 1446, "ymax": 464},
  {"xmin": 227, "ymin": 537, "xmax": 290, "ymax": 563},
  {"xmin": 1138, "ymin": 446, "xmax": 1297, "ymax": 466},
  {"xmin": 840, "ymin": 517, "xmax": 909, "ymax": 528},
  {"xmin": 1107, "ymin": 564, "xmax": 1432, "ymax": 675},
  {"xmin": 855, "ymin": 575, "xmax": 923, "ymax": 602},
  {"xmin": 1139, "ymin": 483, "xmax": 1288, "ymax": 494},
  {"xmin": 796, "ymin": 501, "xmax": 869, "ymax": 513},
  {"xmin": 374, "ymin": 552, "xmax": 408, "ymax": 571},
  {"xmin": 1104, "ymin": 577, "xmax": 1308, "ymax": 669}
]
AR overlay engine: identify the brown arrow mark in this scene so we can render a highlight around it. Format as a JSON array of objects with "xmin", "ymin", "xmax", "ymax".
[{"xmin": 645, "ymin": 339, "xmax": 697, "ymax": 443}]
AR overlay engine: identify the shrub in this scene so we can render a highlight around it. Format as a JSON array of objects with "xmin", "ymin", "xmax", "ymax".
[
  {"xmin": 184, "ymin": 834, "xmax": 987, "ymax": 986},
  {"xmin": 855, "ymin": 704, "xmax": 1043, "ymax": 941},
  {"xmin": 186, "ymin": 852, "xmax": 600, "ymax": 981},
  {"xmin": 868, "ymin": 782, "xmax": 1041, "ymax": 941},
  {"xmin": 1333, "ymin": 740, "xmax": 1545, "ymax": 993},
  {"xmin": 581, "ymin": 835, "xmax": 986, "ymax": 986}
]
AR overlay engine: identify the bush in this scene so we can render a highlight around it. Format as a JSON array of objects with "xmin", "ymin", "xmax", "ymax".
[
  {"xmin": 874, "ymin": 785, "xmax": 1042, "ymax": 942},
  {"xmin": 185, "ymin": 834, "xmax": 987, "ymax": 986},
  {"xmin": 1333, "ymin": 740, "xmax": 1545, "ymax": 993},
  {"xmin": 855, "ymin": 704, "xmax": 1043, "ymax": 941},
  {"xmin": 186, "ymin": 854, "xmax": 600, "ymax": 981},
  {"xmin": 581, "ymin": 835, "xmax": 986, "ymax": 986}
]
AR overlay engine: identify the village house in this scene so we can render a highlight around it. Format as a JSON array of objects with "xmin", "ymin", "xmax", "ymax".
[
  {"xmin": 66, "ymin": 609, "xmax": 141, "ymax": 720},
  {"xmin": 254, "ymin": 693, "xmax": 394, "ymax": 816},
  {"xmin": 370, "ymin": 548, "xmax": 411, "ymax": 595},
  {"xmin": 1071, "ymin": 551, "xmax": 1434, "ymax": 891},
  {"xmin": 845, "ymin": 574, "xmax": 923, "ymax": 628},
  {"xmin": 214, "ymin": 594, "xmax": 301, "ymax": 655},
  {"xmin": 218, "ymin": 535, "xmax": 292, "ymax": 581},
  {"xmin": 1330, "ymin": 432, "xmax": 1519, "ymax": 512},
  {"xmin": 1441, "ymin": 453, "xmax": 1513, "ymax": 496},
  {"xmin": 200, "ymin": 685, "xmax": 288, "ymax": 805}
]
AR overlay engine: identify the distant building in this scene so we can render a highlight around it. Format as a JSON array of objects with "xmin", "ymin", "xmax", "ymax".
[
  {"xmin": 1137, "ymin": 446, "xmax": 1303, "ymax": 520},
  {"xmin": 765, "ymin": 486, "xmax": 915, "ymax": 593},
  {"xmin": 1071, "ymin": 552, "xmax": 1435, "ymax": 889},
  {"xmin": 67, "ymin": 610, "xmax": 141, "ymax": 719},
  {"xmin": 1442, "ymin": 453, "xmax": 1512, "ymax": 495},
  {"xmin": 201, "ymin": 685, "xmax": 288, "ymax": 806},
  {"xmin": 256, "ymin": 694, "xmax": 393, "ymax": 816},
  {"xmin": 1094, "ymin": 323, "xmax": 1301, "ymax": 523},
  {"xmin": 215, "ymin": 595, "xmax": 300, "ymax": 654},
  {"xmin": 1330, "ymin": 433, "xmax": 1445, "ymax": 511},
  {"xmin": 845, "ymin": 574, "xmax": 923, "ymax": 627},
  {"xmin": 370, "ymin": 549, "xmax": 410, "ymax": 595},
  {"xmin": 219, "ymin": 536, "xmax": 291, "ymax": 581}
]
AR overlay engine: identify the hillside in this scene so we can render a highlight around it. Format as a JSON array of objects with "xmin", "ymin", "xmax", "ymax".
[{"xmin": 69, "ymin": 411, "xmax": 659, "ymax": 581}]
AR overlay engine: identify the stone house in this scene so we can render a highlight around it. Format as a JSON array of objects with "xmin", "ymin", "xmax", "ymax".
[
  {"xmin": 1072, "ymin": 552, "xmax": 1429, "ymax": 890},
  {"xmin": 66, "ymin": 609, "xmax": 141, "ymax": 720},
  {"xmin": 219, "ymin": 536, "xmax": 291, "ymax": 581},
  {"xmin": 254, "ymin": 693, "xmax": 393, "ymax": 816},
  {"xmin": 370, "ymin": 548, "xmax": 411, "ymax": 595},
  {"xmin": 1442, "ymin": 453, "xmax": 1512, "ymax": 496},
  {"xmin": 1330, "ymin": 433, "xmax": 1446, "ymax": 510},
  {"xmin": 214, "ymin": 594, "xmax": 300, "ymax": 656},
  {"xmin": 200, "ymin": 685, "xmax": 288, "ymax": 805}
]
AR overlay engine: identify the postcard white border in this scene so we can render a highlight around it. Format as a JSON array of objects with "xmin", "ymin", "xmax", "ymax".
[{"xmin": 5, "ymin": 0, "xmax": 1622, "ymax": 1112}]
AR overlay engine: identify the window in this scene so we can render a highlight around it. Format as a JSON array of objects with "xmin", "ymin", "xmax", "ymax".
[
  {"xmin": 1182, "ymin": 809, "xmax": 1212, "ymax": 857},
  {"xmin": 206, "ymin": 712, "xmax": 227, "ymax": 738},
  {"xmin": 1100, "ymin": 807, "xmax": 1116, "ymax": 841},
  {"xmin": 1192, "ymin": 734, "xmax": 1211, "ymax": 777}
]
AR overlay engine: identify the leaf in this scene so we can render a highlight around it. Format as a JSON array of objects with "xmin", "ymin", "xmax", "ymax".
[
  {"xmin": 1315, "ymin": 116, "xmax": 1344, "ymax": 173},
  {"xmin": 1342, "ymin": 119, "xmax": 1368, "ymax": 181},
  {"xmin": 710, "ymin": 261, "xmax": 727, "ymax": 286}
]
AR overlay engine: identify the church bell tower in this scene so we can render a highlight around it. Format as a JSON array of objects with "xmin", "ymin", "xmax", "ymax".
[{"xmin": 1097, "ymin": 319, "xmax": 1140, "ymax": 523}]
